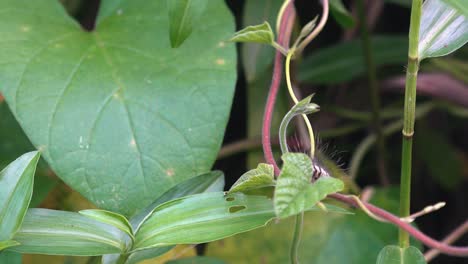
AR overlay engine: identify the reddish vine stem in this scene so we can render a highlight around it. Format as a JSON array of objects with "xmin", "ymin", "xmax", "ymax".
[
  {"xmin": 261, "ymin": 0, "xmax": 468, "ymax": 258},
  {"xmin": 262, "ymin": 0, "xmax": 295, "ymax": 175},
  {"xmin": 330, "ymin": 193, "xmax": 468, "ymax": 256}
]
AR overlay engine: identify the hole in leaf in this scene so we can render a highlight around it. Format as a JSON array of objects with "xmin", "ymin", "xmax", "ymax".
[
  {"xmin": 226, "ymin": 197, "xmax": 235, "ymax": 202},
  {"xmin": 229, "ymin": 205, "xmax": 246, "ymax": 213}
]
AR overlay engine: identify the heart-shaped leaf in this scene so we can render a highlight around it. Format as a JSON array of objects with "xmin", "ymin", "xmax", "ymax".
[
  {"xmin": 376, "ymin": 245, "xmax": 426, "ymax": 264},
  {"xmin": 274, "ymin": 153, "xmax": 344, "ymax": 218},
  {"xmin": 0, "ymin": 151, "xmax": 40, "ymax": 241},
  {"xmin": 11, "ymin": 208, "xmax": 129, "ymax": 256},
  {"xmin": 230, "ymin": 22, "xmax": 275, "ymax": 45},
  {"xmin": 419, "ymin": 0, "xmax": 468, "ymax": 59},
  {"xmin": 228, "ymin": 163, "xmax": 275, "ymax": 194},
  {"xmin": 0, "ymin": 0, "xmax": 236, "ymax": 216}
]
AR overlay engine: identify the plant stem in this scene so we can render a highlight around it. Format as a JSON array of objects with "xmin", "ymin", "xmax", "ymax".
[
  {"xmin": 285, "ymin": 51, "xmax": 316, "ymax": 157},
  {"xmin": 291, "ymin": 212, "xmax": 304, "ymax": 264},
  {"xmin": 329, "ymin": 193, "xmax": 468, "ymax": 256},
  {"xmin": 424, "ymin": 220, "xmax": 468, "ymax": 261},
  {"xmin": 262, "ymin": 0, "xmax": 295, "ymax": 175},
  {"xmin": 399, "ymin": 0, "xmax": 422, "ymax": 249},
  {"xmin": 357, "ymin": 0, "xmax": 388, "ymax": 186}
]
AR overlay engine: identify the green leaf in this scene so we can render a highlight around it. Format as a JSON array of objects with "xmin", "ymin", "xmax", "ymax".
[
  {"xmin": 0, "ymin": 104, "xmax": 57, "ymax": 208},
  {"xmin": 206, "ymin": 187, "xmax": 420, "ymax": 264},
  {"xmin": 242, "ymin": 0, "xmax": 284, "ymax": 82},
  {"xmin": 133, "ymin": 191, "xmax": 346, "ymax": 252},
  {"xmin": 376, "ymin": 245, "xmax": 426, "ymax": 264},
  {"xmin": 415, "ymin": 128, "xmax": 463, "ymax": 190},
  {"xmin": 274, "ymin": 153, "xmax": 344, "ymax": 218},
  {"xmin": 228, "ymin": 163, "xmax": 275, "ymax": 194},
  {"xmin": 0, "ymin": 240, "xmax": 20, "ymax": 251},
  {"xmin": 166, "ymin": 256, "xmax": 226, "ymax": 264},
  {"xmin": 0, "ymin": 251, "xmax": 21, "ymax": 264},
  {"xmin": 130, "ymin": 171, "xmax": 224, "ymax": 232},
  {"xmin": 133, "ymin": 192, "xmax": 275, "ymax": 251},
  {"xmin": 330, "ymin": 0, "xmax": 355, "ymax": 29},
  {"xmin": 124, "ymin": 246, "xmax": 174, "ymax": 264},
  {"xmin": 419, "ymin": 0, "xmax": 468, "ymax": 59},
  {"xmin": 442, "ymin": 0, "xmax": 468, "ymax": 16},
  {"xmin": 0, "ymin": 151, "xmax": 40, "ymax": 241},
  {"xmin": 11, "ymin": 208, "xmax": 128, "ymax": 255},
  {"xmin": 299, "ymin": 36, "xmax": 408, "ymax": 84},
  {"xmin": 0, "ymin": 0, "xmax": 236, "ymax": 217},
  {"xmin": 167, "ymin": 0, "xmax": 208, "ymax": 48},
  {"xmin": 79, "ymin": 209, "xmax": 134, "ymax": 240},
  {"xmin": 230, "ymin": 22, "xmax": 275, "ymax": 45}
]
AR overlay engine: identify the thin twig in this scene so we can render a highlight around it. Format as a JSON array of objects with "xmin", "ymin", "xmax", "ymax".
[
  {"xmin": 296, "ymin": 0, "xmax": 329, "ymax": 53},
  {"xmin": 425, "ymin": 220, "xmax": 468, "ymax": 262}
]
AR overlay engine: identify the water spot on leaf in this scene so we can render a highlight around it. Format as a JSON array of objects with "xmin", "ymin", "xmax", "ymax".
[
  {"xmin": 216, "ymin": 58, "xmax": 225, "ymax": 65},
  {"xmin": 117, "ymin": 9, "xmax": 123, "ymax": 16},
  {"xmin": 229, "ymin": 205, "xmax": 246, "ymax": 213},
  {"xmin": 218, "ymin": 41, "xmax": 225, "ymax": 48},
  {"xmin": 130, "ymin": 138, "xmax": 136, "ymax": 148},
  {"xmin": 166, "ymin": 168, "xmax": 175, "ymax": 177}
]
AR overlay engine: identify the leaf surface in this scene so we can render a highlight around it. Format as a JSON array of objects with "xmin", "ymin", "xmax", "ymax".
[
  {"xmin": 330, "ymin": 0, "xmax": 355, "ymax": 29},
  {"xmin": 0, "ymin": 151, "xmax": 40, "ymax": 241},
  {"xmin": 167, "ymin": 0, "xmax": 208, "ymax": 48},
  {"xmin": 419, "ymin": 0, "xmax": 468, "ymax": 59},
  {"xmin": 0, "ymin": 0, "xmax": 236, "ymax": 216},
  {"xmin": 228, "ymin": 163, "xmax": 275, "ymax": 194},
  {"xmin": 298, "ymin": 36, "xmax": 408, "ymax": 84},
  {"xmin": 11, "ymin": 208, "xmax": 128, "ymax": 255},
  {"xmin": 274, "ymin": 153, "xmax": 344, "ymax": 218},
  {"xmin": 376, "ymin": 245, "xmax": 426, "ymax": 264}
]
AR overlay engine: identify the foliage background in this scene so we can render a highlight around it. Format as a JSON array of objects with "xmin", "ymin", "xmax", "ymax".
[{"xmin": 0, "ymin": 0, "xmax": 467, "ymax": 263}]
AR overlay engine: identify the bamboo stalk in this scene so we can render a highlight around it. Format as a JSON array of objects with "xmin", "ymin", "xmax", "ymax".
[{"xmin": 399, "ymin": 0, "xmax": 422, "ymax": 249}]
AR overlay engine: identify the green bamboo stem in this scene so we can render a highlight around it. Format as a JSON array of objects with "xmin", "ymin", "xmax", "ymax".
[
  {"xmin": 399, "ymin": 0, "xmax": 422, "ymax": 249},
  {"xmin": 357, "ymin": 0, "xmax": 388, "ymax": 185}
]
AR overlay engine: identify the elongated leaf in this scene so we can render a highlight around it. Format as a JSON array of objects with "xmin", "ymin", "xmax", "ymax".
[
  {"xmin": 230, "ymin": 22, "xmax": 275, "ymax": 44},
  {"xmin": 274, "ymin": 153, "xmax": 344, "ymax": 218},
  {"xmin": 228, "ymin": 163, "xmax": 275, "ymax": 194},
  {"xmin": 79, "ymin": 209, "xmax": 133, "ymax": 239},
  {"xmin": 207, "ymin": 187, "xmax": 419, "ymax": 264},
  {"xmin": 442, "ymin": 0, "xmax": 468, "ymax": 16},
  {"xmin": 11, "ymin": 208, "xmax": 128, "ymax": 255},
  {"xmin": 130, "ymin": 171, "xmax": 224, "ymax": 232},
  {"xmin": 0, "ymin": 151, "xmax": 40, "ymax": 241},
  {"xmin": 299, "ymin": 36, "xmax": 408, "ymax": 84},
  {"xmin": 133, "ymin": 192, "xmax": 275, "ymax": 251},
  {"xmin": 0, "ymin": 240, "xmax": 20, "ymax": 251},
  {"xmin": 330, "ymin": 0, "xmax": 355, "ymax": 29},
  {"xmin": 419, "ymin": 0, "xmax": 468, "ymax": 59},
  {"xmin": 376, "ymin": 245, "xmax": 426, "ymax": 264},
  {"xmin": 0, "ymin": 251, "xmax": 21, "ymax": 264},
  {"xmin": 167, "ymin": 0, "xmax": 208, "ymax": 48},
  {"xmin": 0, "ymin": 0, "xmax": 236, "ymax": 217},
  {"xmin": 124, "ymin": 246, "xmax": 174, "ymax": 264}
]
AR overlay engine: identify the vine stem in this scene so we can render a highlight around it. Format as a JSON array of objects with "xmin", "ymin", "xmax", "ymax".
[
  {"xmin": 262, "ymin": 0, "xmax": 295, "ymax": 175},
  {"xmin": 330, "ymin": 193, "xmax": 468, "ymax": 256},
  {"xmin": 399, "ymin": 0, "xmax": 422, "ymax": 248},
  {"xmin": 285, "ymin": 51, "xmax": 315, "ymax": 158},
  {"xmin": 260, "ymin": 0, "xmax": 468, "ymax": 259}
]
